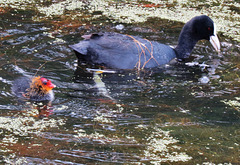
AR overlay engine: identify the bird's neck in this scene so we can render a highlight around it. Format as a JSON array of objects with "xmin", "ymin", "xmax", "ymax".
[
  {"xmin": 174, "ymin": 32, "xmax": 198, "ymax": 60},
  {"xmin": 174, "ymin": 21, "xmax": 199, "ymax": 60}
]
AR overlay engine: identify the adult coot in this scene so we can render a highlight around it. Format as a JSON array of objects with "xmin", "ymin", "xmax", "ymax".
[
  {"xmin": 12, "ymin": 76, "xmax": 56, "ymax": 101},
  {"xmin": 70, "ymin": 15, "xmax": 220, "ymax": 69}
]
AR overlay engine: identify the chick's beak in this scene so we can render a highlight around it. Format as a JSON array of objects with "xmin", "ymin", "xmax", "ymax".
[
  {"xmin": 210, "ymin": 35, "xmax": 221, "ymax": 52},
  {"xmin": 48, "ymin": 82, "xmax": 56, "ymax": 89}
]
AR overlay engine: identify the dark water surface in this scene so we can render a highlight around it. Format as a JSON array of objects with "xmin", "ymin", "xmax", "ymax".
[{"xmin": 0, "ymin": 1, "xmax": 240, "ymax": 164}]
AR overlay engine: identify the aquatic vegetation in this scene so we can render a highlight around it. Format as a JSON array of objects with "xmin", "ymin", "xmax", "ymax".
[
  {"xmin": 143, "ymin": 126, "xmax": 192, "ymax": 163},
  {"xmin": 0, "ymin": 0, "xmax": 239, "ymax": 41},
  {"xmin": 0, "ymin": 0, "xmax": 36, "ymax": 10},
  {"xmin": 221, "ymin": 97, "xmax": 240, "ymax": 112},
  {"xmin": 0, "ymin": 109, "xmax": 65, "ymax": 154},
  {"xmin": 0, "ymin": 115, "xmax": 64, "ymax": 136},
  {"xmin": 37, "ymin": 0, "xmax": 85, "ymax": 17},
  {"xmin": 2, "ymin": 153, "xmax": 28, "ymax": 164},
  {"xmin": 72, "ymin": 125, "xmax": 192, "ymax": 163}
]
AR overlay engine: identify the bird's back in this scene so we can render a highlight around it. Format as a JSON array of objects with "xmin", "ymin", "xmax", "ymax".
[
  {"xmin": 12, "ymin": 77, "xmax": 31, "ymax": 98},
  {"xmin": 70, "ymin": 32, "xmax": 176, "ymax": 69}
]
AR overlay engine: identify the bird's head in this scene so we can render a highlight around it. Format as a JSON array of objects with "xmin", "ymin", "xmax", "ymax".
[{"xmin": 31, "ymin": 76, "xmax": 56, "ymax": 94}]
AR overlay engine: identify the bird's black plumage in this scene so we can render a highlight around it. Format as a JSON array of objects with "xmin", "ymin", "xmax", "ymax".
[{"xmin": 70, "ymin": 15, "xmax": 220, "ymax": 69}]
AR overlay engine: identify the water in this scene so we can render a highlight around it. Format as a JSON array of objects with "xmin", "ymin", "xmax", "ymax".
[{"xmin": 0, "ymin": 0, "xmax": 240, "ymax": 164}]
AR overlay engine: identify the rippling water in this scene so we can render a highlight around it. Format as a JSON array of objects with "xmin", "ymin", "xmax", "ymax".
[{"xmin": 0, "ymin": 0, "xmax": 240, "ymax": 164}]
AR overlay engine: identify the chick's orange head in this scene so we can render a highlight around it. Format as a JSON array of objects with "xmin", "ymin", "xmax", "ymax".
[{"xmin": 40, "ymin": 77, "xmax": 56, "ymax": 91}]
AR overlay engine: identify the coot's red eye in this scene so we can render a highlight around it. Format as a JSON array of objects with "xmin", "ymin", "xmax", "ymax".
[{"xmin": 208, "ymin": 27, "xmax": 211, "ymax": 31}]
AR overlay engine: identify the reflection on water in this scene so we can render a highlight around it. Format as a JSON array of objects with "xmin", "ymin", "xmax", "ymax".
[
  {"xmin": 88, "ymin": 68, "xmax": 116, "ymax": 101},
  {"xmin": 0, "ymin": 0, "xmax": 240, "ymax": 164}
]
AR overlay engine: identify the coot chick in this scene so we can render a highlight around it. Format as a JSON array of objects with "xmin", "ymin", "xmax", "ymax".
[
  {"xmin": 12, "ymin": 76, "xmax": 56, "ymax": 101},
  {"xmin": 70, "ymin": 15, "xmax": 220, "ymax": 69}
]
